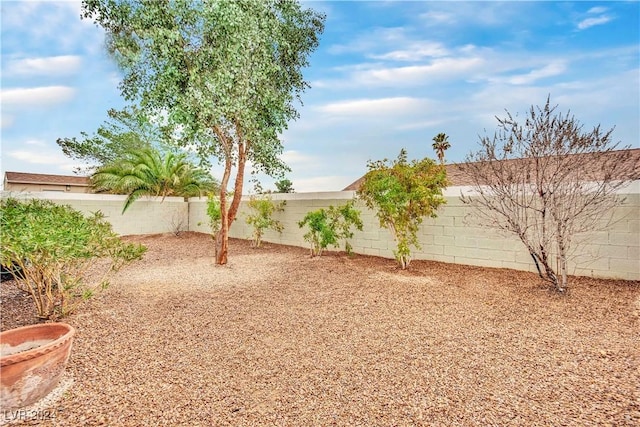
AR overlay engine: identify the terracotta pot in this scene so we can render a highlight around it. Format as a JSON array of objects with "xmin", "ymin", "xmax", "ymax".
[{"xmin": 0, "ymin": 323, "xmax": 75, "ymax": 409}]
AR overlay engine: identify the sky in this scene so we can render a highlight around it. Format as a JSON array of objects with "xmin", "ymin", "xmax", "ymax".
[{"xmin": 1, "ymin": 1, "xmax": 639, "ymax": 193}]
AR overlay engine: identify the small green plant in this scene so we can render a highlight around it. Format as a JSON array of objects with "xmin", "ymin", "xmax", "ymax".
[
  {"xmin": 0, "ymin": 198, "xmax": 146, "ymax": 319},
  {"xmin": 357, "ymin": 149, "xmax": 447, "ymax": 269},
  {"xmin": 245, "ymin": 195, "xmax": 285, "ymax": 247},
  {"xmin": 298, "ymin": 201, "xmax": 363, "ymax": 256},
  {"xmin": 206, "ymin": 194, "xmax": 222, "ymax": 235}
]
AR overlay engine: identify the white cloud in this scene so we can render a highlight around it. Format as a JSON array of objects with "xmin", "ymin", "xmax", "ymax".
[
  {"xmin": 5, "ymin": 56, "xmax": 82, "ymax": 76},
  {"xmin": 505, "ymin": 61, "xmax": 567, "ymax": 85},
  {"xmin": 5, "ymin": 147, "xmax": 88, "ymax": 174},
  {"xmin": 369, "ymin": 42, "xmax": 449, "ymax": 61},
  {"xmin": 577, "ymin": 15, "xmax": 613, "ymax": 30},
  {"xmin": 316, "ymin": 97, "xmax": 428, "ymax": 117},
  {"xmin": 353, "ymin": 57, "xmax": 484, "ymax": 86},
  {"xmin": 328, "ymin": 27, "xmax": 408, "ymax": 55},
  {"xmin": 280, "ymin": 150, "xmax": 316, "ymax": 167},
  {"xmin": 9, "ymin": 150, "xmax": 65, "ymax": 165},
  {"xmin": 419, "ymin": 11, "xmax": 456, "ymax": 25},
  {"xmin": 1, "ymin": 1, "xmax": 104, "ymax": 55},
  {"xmin": 24, "ymin": 139, "xmax": 48, "ymax": 147},
  {"xmin": 1, "ymin": 86, "xmax": 76, "ymax": 109},
  {"xmin": 419, "ymin": 2, "xmax": 530, "ymax": 28},
  {"xmin": 587, "ymin": 7, "xmax": 607, "ymax": 14}
]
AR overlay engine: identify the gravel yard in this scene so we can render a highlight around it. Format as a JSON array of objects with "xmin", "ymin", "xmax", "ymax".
[{"xmin": 1, "ymin": 232, "xmax": 639, "ymax": 426}]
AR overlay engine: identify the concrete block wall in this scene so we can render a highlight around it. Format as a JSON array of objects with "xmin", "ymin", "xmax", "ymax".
[
  {"xmin": 4, "ymin": 183, "xmax": 638, "ymax": 280},
  {"xmin": 2, "ymin": 192, "xmax": 188, "ymax": 236},
  {"xmin": 189, "ymin": 184, "xmax": 640, "ymax": 281}
]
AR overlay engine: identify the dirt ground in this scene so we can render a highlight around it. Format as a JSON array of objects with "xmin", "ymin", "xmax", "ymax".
[{"xmin": 1, "ymin": 232, "xmax": 639, "ymax": 426}]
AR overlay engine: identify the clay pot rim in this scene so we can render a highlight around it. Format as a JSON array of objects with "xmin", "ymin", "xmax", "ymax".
[{"xmin": 0, "ymin": 322, "xmax": 75, "ymax": 367}]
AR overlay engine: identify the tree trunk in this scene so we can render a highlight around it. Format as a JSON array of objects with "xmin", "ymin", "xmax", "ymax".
[
  {"xmin": 213, "ymin": 127, "xmax": 233, "ymax": 266},
  {"xmin": 212, "ymin": 125, "xmax": 249, "ymax": 265},
  {"xmin": 214, "ymin": 227, "xmax": 227, "ymax": 265},
  {"xmin": 556, "ymin": 225, "xmax": 568, "ymax": 293}
]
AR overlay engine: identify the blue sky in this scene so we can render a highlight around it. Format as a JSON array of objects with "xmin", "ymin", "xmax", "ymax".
[{"xmin": 1, "ymin": 1, "xmax": 639, "ymax": 192}]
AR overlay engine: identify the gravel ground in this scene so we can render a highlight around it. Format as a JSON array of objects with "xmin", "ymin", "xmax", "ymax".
[{"xmin": 1, "ymin": 232, "xmax": 639, "ymax": 426}]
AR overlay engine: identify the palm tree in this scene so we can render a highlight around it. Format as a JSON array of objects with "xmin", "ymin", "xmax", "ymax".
[
  {"xmin": 91, "ymin": 148, "xmax": 219, "ymax": 213},
  {"xmin": 432, "ymin": 132, "xmax": 451, "ymax": 164}
]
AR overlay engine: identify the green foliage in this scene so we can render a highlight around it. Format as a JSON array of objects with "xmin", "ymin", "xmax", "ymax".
[
  {"xmin": 206, "ymin": 195, "xmax": 222, "ymax": 235},
  {"xmin": 298, "ymin": 201, "xmax": 363, "ymax": 256},
  {"xmin": 245, "ymin": 196, "xmax": 285, "ymax": 247},
  {"xmin": 275, "ymin": 179, "xmax": 294, "ymax": 193},
  {"xmin": 0, "ymin": 198, "xmax": 146, "ymax": 319},
  {"xmin": 91, "ymin": 147, "xmax": 218, "ymax": 213},
  {"xmin": 357, "ymin": 149, "xmax": 447, "ymax": 269},
  {"xmin": 82, "ymin": 0, "xmax": 325, "ymax": 264},
  {"xmin": 56, "ymin": 106, "xmax": 174, "ymax": 174}
]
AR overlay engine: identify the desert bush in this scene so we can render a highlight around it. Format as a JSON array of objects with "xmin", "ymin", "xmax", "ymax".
[
  {"xmin": 0, "ymin": 198, "xmax": 146, "ymax": 319},
  {"xmin": 298, "ymin": 201, "xmax": 363, "ymax": 256},
  {"xmin": 458, "ymin": 97, "xmax": 638, "ymax": 292},
  {"xmin": 245, "ymin": 195, "xmax": 285, "ymax": 247}
]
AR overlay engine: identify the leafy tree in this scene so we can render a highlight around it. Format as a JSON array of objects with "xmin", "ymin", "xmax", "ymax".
[
  {"xmin": 432, "ymin": 132, "xmax": 451, "ymax": 164},
  {"xmin": 245, "ymin": 195, "xmax": 285, "ymax": 247},
  {"xmin": 458, "ymin": 97, "xmax": 638, "ymax": 292},
  {"xmin": 57, "ymin": 106, "xmax": 173, "ymax": 174},
  {"xmin": 275, "ymin": 178, "xmax": 295, "ymax": 193},
  {"xmin": 91, "ymin": 147, "xmax": 218, "ymax": 213},
  {"xmin": 357, "ymin": 149, "xmax": 447, "ymax": 269},
  {"xmin": 0, "ymin": 198, "xmax": 146, "ymax": 319},
  {"xmin": 82, "ymin": 0, "xmax": 325, "ymax": 265},
  {"xmin": 298, "ymin": 201, "xmax": 363, "ymax": 256}
]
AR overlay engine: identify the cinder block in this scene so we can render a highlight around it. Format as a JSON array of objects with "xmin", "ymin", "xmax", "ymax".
[
  {"xmin": 434, "ymin": 235, "xmax": 455, "ymax": 247},
  {"xmin": 610, "ymin": 205, "xmax": 639, "ymax": 222},
  {"xmin": 455, "ymin": 236, "xmax": 478, "ymax": 248},
  {"xmin": 369, "ymin": 239, "xmax": 389, "ymax": 250},
  {"xmin": 444, "ymin": 245, "xmax": 465, "ymax": 257},
  {"xmin": 582, "ymin": 231, "xmax": 610, "ymax": 245},
  {"xmin": 419, "ymin": 244, "xmax": 444, "ymax": 255},
  {"xmin": 570, "ymin": 255, "xmax": 610, "ymax": 274},
  {"xmin": 463, "ymin": 247, "xmax": 514, "ymax": 263},
  {"xmin": 416, "ymin": 234, "xmax": 434, "ymax": 246},
  {"xmin": 359, "ymin": 231, "xmax": 381, "ymax": 241},
  {"xmin": 609, "ymin": 258, "xmax": 640, "ymax": 275},
  {"xmin": 610, "ymin": 232, "xmax": 640, "ymax": 247},
  {"xmin": 443, "ymin": 226, "xmax": 457, "ymax": 237},
  {"xmin": 600, "ymin": 245, "xmax": 632, "ymax": 260},
  {"xmin": 433, "ymin": 216, "xmax": 454, "ymax": 227},
  {"xmin": 421, "ymin": 225, "xmax": 444, "ymax": 236}
]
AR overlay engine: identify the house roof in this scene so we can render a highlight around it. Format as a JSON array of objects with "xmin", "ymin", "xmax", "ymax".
[
  {"xmin": 343, "ymin": 148, "xmax": 640, "ymax": 191},
  {"xmin": 4, "ymin": 171, "xmax": 91, "ymax": 187}
]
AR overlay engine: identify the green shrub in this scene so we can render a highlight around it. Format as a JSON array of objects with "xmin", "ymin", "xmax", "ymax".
[
  {"xmin": 206, "ymin": 194, "xmax": 222, "ymax": 234},
  {"xmin": 0, "ymin": 198, "xmax": 146, "ymax": 319},
  {"xmin": 298, "ymin": 201, "xmax": 363, "ymax": 256},
  {"xmin": 245, "ymin": 195, "xmax": 285, "ymax": 247},
  {"xmin": 357, "ymin": 149, "xmax": 447, "ymax": 269}
]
